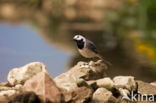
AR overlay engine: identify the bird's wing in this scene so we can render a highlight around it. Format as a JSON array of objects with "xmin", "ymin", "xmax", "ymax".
[
  {"xmin": 86, "ymin": 39, "xmax": 112, "ymax": 66},
  {"xmin": 86, "ymin": 40, "xmax": 98, "ymax": 54}
]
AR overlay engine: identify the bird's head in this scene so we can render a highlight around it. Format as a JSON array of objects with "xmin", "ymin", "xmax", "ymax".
[
  {"xmin": 73, "ymin": 35, "xmax": 86, "ymax": 49},
  {"xmin": 73, "ymin": 35, "xmax": 86, "ymax": 42}
]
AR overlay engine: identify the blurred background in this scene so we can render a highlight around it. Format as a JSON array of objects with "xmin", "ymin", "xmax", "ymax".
[{"xmin": 0, "ymin": 0, "xmax": 156, "ymax": 82}]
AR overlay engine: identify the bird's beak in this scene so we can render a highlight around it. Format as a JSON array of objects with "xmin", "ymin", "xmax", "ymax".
[{"xmin": 73, "ymin": 38, "xmax": 76, "ymax": 41}]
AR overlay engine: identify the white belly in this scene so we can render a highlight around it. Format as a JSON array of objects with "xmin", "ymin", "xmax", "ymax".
[{"xmin": 78, "ymin": 48, "xmax": 97, "ymax": 58}]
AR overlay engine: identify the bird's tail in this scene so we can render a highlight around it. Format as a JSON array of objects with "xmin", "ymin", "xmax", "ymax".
[{"xmin": 96, "ymin": 54, "xmax": 112, "ymax": 66}]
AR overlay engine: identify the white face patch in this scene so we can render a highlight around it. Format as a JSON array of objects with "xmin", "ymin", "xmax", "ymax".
[{"xmin": 73, "ymin": 35, "xmax": 86, "ymax": 41}]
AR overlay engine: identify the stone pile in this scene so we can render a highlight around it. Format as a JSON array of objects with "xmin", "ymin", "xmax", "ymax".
[{"xmin": 0, "ymin": 60, "xmax": 155, "ymax": 103}]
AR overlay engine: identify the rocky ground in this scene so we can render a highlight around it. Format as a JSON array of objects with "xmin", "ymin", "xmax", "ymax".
[{"xmin": 0, "ymin": 60, "xmax": 156, "ymax": 103}]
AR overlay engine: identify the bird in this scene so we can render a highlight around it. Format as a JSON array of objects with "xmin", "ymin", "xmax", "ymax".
[{"xmin": 73, "ymin": 35, "xmax": 111, "ymax": 66}]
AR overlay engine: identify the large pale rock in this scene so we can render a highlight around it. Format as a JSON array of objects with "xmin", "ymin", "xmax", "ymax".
[
  {"xmin": 54, "ymin": 60, "xmax": 107, "ymax": 91},
  {"xmin": 92, "ymin": 88, "xmax": 117, "ymax": 103},
  {"xmin": 96, "ymin": 77, "xmax": 114, "ymax": 89},
  {"xmin": 54, "ymin": 71, "xmax": 78, "ymax": 91},
  {"xmin": 113, "ymin": 76, "xmax": 137, "ymax": 91},
  {"xmin": 23, "ymin": 72, "xmax": 62, "ymax": 103},
  {"xmin": 7, "ymin": 62, "xmax": 47, "ymax": 86}
]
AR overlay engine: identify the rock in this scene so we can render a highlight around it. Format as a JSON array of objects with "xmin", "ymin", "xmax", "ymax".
[
  {"xmin": 7, "ymin": 62, "xmax": 47, "ymax": 86},
  {"xmin": 0, "ymin": 84, "xmax": 23, "ymax": 91},
  {"xmin": 113, "ymin": 76, "xmax": 137, "ymax": 91},
  {"xmin": 86, "ymin": 80, "xmax": 96, "ymax": 86},
  {"xmin": 63, "ymin": 86, "xmax": 93, "ymax": 103},
  {"xmin": 71, "ymin": 86, "xmax": 93, "ymax": 103},
  {"xmin": 0, "ymin": 82, "xmax": 10, "ymax": 87},
  {"xmin": 8, "ymin": 92, "xmax": 41, "ymax": 103},
  {"xmin": 77, "ymin": 78, "xmax": 90, "ymax": 87},
  {"xmin": 150, "ymin": 81, "xmax": 156, "ymax": 87},
  {"xmin": 0, "ymin": 84, "xmax": 22, "ymax": 101},
  {"xmin": 137, "ymin": 80, "xmax": 156, "ymax": 94},
  {"xmin": 92, "ymin": 88, "xmax": 117, "ymax": 103},
  {"xmin": 89, "ymin": 60, "xmax": 108, "ymax": 79},
  {"xmin": 96, "ymin": 77, "xmax": 114, "ymax": 89},
  {"xmin": 0, "ymin": 90, "xmax": 17, "ymax": 99},
  {"xmin": 62, "ymin": 91, "xmax": 73, "ymax": 103},
  {"xmin": 118, "ymin": 81, "xmax": 156, "ymax": 103},
  {"xmin": 86, "ymin": 80, "xmax": 97, "ymax": 89},
  {"xmin": 0, "ymin": 99, "xmax": 7, "ymax": 103},
  {"xmin": 118, "ymin": 88, "xmax": 130, "ymax": 97},
  {"xmin": 54, "ymin": 72, "xmax": 78, "ymax": 91},
  {"xmin": 54, "ymin": 60, "xmax": 107, "ymax": 91},
  {"xmin": 0, "ymin": 86, "xmax": 12, "ymax": 91},
  {"xmin": 23, "ymin": 72, "xmax": 62, "ymax": 103},
  {"xmin": 14, "ymin": 84, "xmax": 23, "ymax": 90}
]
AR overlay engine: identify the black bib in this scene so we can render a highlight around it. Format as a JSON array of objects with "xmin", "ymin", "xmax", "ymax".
[{"xmin": 76, "ymin": 40, "xmax": 84, "ymax": 49}]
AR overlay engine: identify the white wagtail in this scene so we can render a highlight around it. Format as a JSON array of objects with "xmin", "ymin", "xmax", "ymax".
[{"xmin": 73, "ymin": 35, "xmax": 111, "ymax": 66}]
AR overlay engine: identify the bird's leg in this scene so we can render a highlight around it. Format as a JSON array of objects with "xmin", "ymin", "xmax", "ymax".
[{"xmin": 89, "ymin": 58, "xmax": 96, "ymax": 62}]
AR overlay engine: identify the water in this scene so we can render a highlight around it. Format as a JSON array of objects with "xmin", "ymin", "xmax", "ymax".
[{"xmin": 0, "ymin": 24, "xmax": 71, "ymax": 81}]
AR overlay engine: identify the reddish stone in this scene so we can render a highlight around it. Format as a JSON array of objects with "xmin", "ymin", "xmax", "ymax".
[
  {"xmin": 63, "ymin": 86, "xmax": 93, "ymax": 103},
  {"xmin": 23, "ymin": 72, "xmax": 62, "ymax": 103}
]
